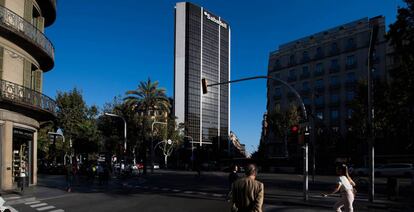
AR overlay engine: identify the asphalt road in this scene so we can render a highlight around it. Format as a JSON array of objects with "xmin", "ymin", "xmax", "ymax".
[{"xmin": 2, "ymin": 170, "xmax": 412, "ymax": 212}]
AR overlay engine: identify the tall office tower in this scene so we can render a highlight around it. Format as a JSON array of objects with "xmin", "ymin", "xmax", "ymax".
[
  {"xmin": 265, "ymin": 16, "xmax": 387, "ymax": 157},
  {"xmin": 174, "ymin": 2, "xmax": 230, "ymax": 155},
  {"xmin": 0, "ymin": 0, "xmax": 57, "ymax": 190}
]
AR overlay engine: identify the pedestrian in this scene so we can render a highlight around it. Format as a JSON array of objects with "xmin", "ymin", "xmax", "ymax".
[
  {"xmin": 226, "ymin": 165, "xmax": 239, "ymax": 201},
  {"xmin": 322, "ymin": 164, "xmax": 356, "ymax": 212},
  {"xmin": 231, "ymin": 164, "xmax": 264, "ymax": 212},
  {"xmin": 66, "ymin": 163, "xmax": 74, "ymax": 192}
]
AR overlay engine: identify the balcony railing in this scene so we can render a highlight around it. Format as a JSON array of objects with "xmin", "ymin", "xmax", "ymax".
[
  {"xmin": 0, "ymin": 6, "xmax": 54, "ymax": 68},
  {"xmin": 0, "ymin": 79, "xmax": 56, "ymax": 117}
]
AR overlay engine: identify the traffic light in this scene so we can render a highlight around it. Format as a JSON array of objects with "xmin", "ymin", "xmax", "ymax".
[
  {"xmin": 290, "ymin": 125, "xmax": 299, "ymax": 135},
  {"xmin": 202, "ymin": 78, "xmax": 208, "ymax": 94}
]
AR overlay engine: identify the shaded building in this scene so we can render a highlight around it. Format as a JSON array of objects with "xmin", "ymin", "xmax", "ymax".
[
  {"xmin": 266, "ymin": 16, "xmax": 387, "ymax": 158},
  {"xmin": 0, "ymin": 0, "xmax": 56, "ymax": 190},
  {"xmin": 174, "ymin": 2, "xmax": 230, "ymax": 158}
]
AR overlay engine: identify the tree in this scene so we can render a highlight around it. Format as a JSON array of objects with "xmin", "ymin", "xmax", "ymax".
[
  {"xmin": 55, "ymin": 88, "xmax": 100, "ymax": 155},
  {"xmin": 385, "ymin": 0, "xmax": 414, "ymax": 153},
  {"xmin": 124, "ymin": 78, "xmax": 171, "ymax": 174},
  {"xmin": 265, "ymin": 104, "xmax": 300, "ymax": 158}
]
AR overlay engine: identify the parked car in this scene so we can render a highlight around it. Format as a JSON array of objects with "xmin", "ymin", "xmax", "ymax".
[
  {"xmin": 375, "ymin": 163, "xmax": 414, "ymax": 177},
  {"xmin": 354, "ymin": 164, "xmax": 383, "ymax": 176}
]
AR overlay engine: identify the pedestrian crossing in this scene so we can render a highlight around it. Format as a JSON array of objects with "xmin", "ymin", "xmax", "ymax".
[
  {"xmin": 2, "ymin": 195, "xmax": 65, "ymax": 212},
  {"xmin": 129, "ymin": 184, "xmax": 226, "ymax": 199}
]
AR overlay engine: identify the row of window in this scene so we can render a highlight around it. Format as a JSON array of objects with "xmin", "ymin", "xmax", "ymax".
[
  {"xmin": 274, "ymin": 72, "xmax": 357, "ymax": 92},
  {"xmin": 314, "ymin": 108, "xmax": 353, "ymax": 122},
  {"xmin": 282, "ymin": 55, "xmax": 358, "ymax": 81},
  {"xmin": 273, "ymin": 37, "xmax": 361, "ymax": 69}
]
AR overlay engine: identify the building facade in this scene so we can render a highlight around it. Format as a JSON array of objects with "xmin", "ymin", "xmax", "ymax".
[
  {"xmin": 265, "ymin": 16, "xmax": 387, "ymax": 157},
  {"xmin": 174, "ymin": 2, "xmax": 230, "ymax": 156},
  {"xmin": 0, "ymin": 0, "xmax": 56, "ymax": 190}
]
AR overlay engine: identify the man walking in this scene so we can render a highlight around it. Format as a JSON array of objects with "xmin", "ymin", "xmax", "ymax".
[
  {"xmin": 226, "ymin": 165, "xmax": 239, "ymax": 201},
  {"xmin": 231, "ymin": 164, "xmax": 264, "ymax": 212}
]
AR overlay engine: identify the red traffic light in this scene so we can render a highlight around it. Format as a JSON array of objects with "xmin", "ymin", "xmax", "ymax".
[{"xmin": 290, "ymin": 125, "xmax": 299, "ymax": 134}]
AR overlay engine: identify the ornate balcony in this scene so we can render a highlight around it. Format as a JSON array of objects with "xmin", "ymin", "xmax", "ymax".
[
  {"xmin": 0, "ymin": 79, "xmax": 56, "ymax": 121},
  {"xmin": 0, "ymin": 5, "xmax": 54, "ymax": 71},
  {"xmin": 36, "ymin": 0, "xmax": 56, "ymax": 27}
]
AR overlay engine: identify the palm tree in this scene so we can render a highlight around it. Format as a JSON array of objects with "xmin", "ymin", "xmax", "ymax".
[
  {"xmin": 124, "ymin": 78, "xmax": 171, "ymax": 174},
  {"xmin": 124, "ymin": 78, "xmax": 170, "ymax": 117}
]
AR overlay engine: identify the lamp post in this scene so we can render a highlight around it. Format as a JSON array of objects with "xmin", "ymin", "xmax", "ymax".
[
  {"xmin": 151, "ymin": 121, "xmax": 167, "ymax": 173},
  {"xmin": 104, "ymin": 113, "xmax": 127, "ymax": 154},
  {"xmin": 202, "ymin": 75, "xmax": 309, "ymax": 201},
  {"xmin": 48, "ymin": 131, "xmax": 68, "ymax": 164}
]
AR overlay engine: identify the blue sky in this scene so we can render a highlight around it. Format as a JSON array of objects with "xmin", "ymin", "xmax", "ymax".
[{"xmin": 44, "ymin": 0, "xmax": 403, "ymax": 155}]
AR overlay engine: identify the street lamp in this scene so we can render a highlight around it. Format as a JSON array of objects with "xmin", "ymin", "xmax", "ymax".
[
  {"xmin": 48, "ymin": 131, "xmax": 69, "ymax": 164},
  {"xmin": 151, "ymin": 121, "xmax": 167, "ymax": 173},
  {"xmin": 104, "ymin": 113, "xmax": 127, "ymax": 154},
  {"xmin": 202, "ymin": 75, "xmax": 310, "ymax": 201}
]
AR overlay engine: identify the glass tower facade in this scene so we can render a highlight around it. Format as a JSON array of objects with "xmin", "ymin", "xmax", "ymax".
[{"xmin": 174, "ymin": 2, "xmax": 230, "ymax": 149}]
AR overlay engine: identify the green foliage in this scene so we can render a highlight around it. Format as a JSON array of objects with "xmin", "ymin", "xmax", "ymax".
[
  {"xmin": 267, "ymin": 104, "xmax": 300, "ymax": 140},
  {"xmin": 55, "ymin": 88, "xmax": 101, "ymax": 154}
]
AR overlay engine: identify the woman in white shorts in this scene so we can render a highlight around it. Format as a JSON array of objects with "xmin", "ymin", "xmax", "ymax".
[{"xmin": 323, "ymin": 164, "xmax": 356, "ymax": 212}]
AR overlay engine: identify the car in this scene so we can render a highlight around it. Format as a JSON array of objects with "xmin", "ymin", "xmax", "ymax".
[
  {"xmin": 353, "ymin": 164, "xmax": 383, "ymax": 176},
  {"xmin": 374, "ymin": 163, "xmax": 414, "ymax": 177}
]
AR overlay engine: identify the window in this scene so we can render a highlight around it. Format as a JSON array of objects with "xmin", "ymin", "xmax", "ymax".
[
  {"xmin": 331, "ymin": 59, "xmax": 339, "ymax": 68},
  {"xmin": 346, "ymin": 38, "xmax": 356, "ymax": 49},
  {"xmin": 315, "ymin": 79, "xmax": 324, "ymax": 88},
  {"xmin": 330, "ymin": 109, "xmax": 339, "ymax": 120},
  {"xmin": 302, "ymin": 81, "xmax": 310, "ymax": 90},
  {"xmin": 316, "ymin": 63, "xmax": 323, "ymax": 72},
  {"xmin": 330, "ymin": 75, "xmax": 340, "ymax": 85},
  {"xmin": 289, "ymin": 54, "xmax": 296, "ymax": 65},
  {"xmin": 346, "ymin": 91, "xmax": 355, "ymax": 101},
  {"xmin": 315, "ymin": 63, "xmax": 324, "ymax": 75},
  {"xmin": 316, "ymin": 47, "xmax": 323, "ymax": 57},
  {"xmin": 288, "ymin": 69, "xmax": 296, "ymax": 81},
  {"xmin": 315, "ymin": 95, "xmax": 324, "ymax": 105},
  {"xmin": 302, "ymin": 51, "xmax": 309, "ymax": 62},
  {"xmin": 346, "ymin": 72, "xmax": 356, "ymax": 82},
  {"xmin": 301, "ymin": 66, "xmax": 310, "ymax": 78},
  {"xmin": 274, "ymin": 59, "xmax": 281, "ymax": 69},
  {"xmin": 331, "ymin": 42, "xmax": 339, "ymax": 54},
  {"xmin": 330, "ymin": 93, "xmax": 340, "ymax": 103},
  {"xmin": 346, "ymin": 55, "xmax": 356, "ymax": 65}
]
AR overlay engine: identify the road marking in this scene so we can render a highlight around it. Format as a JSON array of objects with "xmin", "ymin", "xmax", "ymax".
[
  {"xmin": 31, "ymin": 203, "xmax": 48, "ymax": 208},
  {"xmin": 212, "ymin": 193, "xmax": 223, "ymax": 197},
  {"xmin": 197, "ymin": 192, "xmax": 207, "ymax": 195},
  {"xmin": 37, "ymin": 205, "xmax": 55, "ymax": 211},
  {"xmin": 4, "ymin": 196, "xmax": 21, "ymax": 200},
  {"xmin": 25, "ymin": 201, "xmax": 41, "ymax": 205},
  {"xmin": 172, "ymin": 189, "xmax": 181, "ymax": 192},
  {"xmin": 49, "ymin": 209, "xmax": 65, "ymax": 212}
]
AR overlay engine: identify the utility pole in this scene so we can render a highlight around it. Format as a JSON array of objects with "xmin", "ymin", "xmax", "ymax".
[{"xmin": 367, "ymin": 22, "xmax": 379, "ymax": 203}]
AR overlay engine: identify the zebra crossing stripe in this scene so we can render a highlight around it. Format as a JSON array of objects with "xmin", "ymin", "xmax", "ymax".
[
  {"xmin": 37, "ymin": 206, "xmax": 55, "ymax": 211},
  {"xmin": 4, "ymin": 196, "xmax": 21, "ymax": 200},
  {"xmin": 25, "ymin": 201, "xmax": 41, "ymax": 205},
  {"xmin": 49, "ymin": 209, "xmax": 65, "ymax": 212},
  {"xmin": 30, "ymin": 203, "xmax": 48, "ymax": 208}
]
